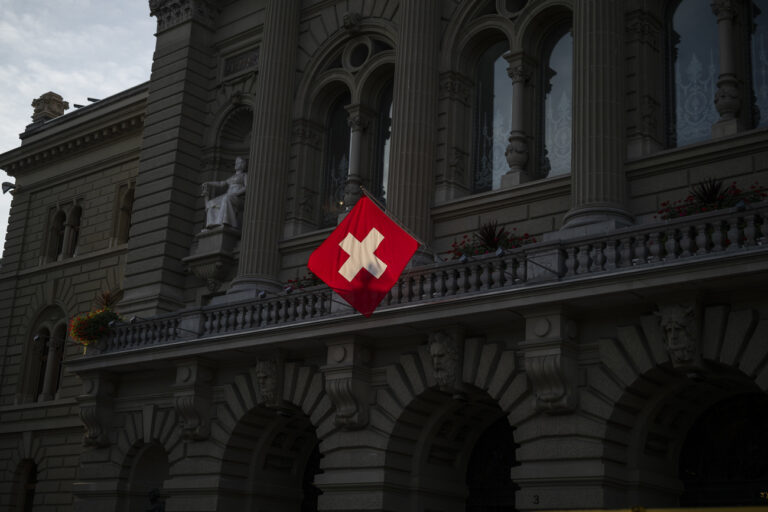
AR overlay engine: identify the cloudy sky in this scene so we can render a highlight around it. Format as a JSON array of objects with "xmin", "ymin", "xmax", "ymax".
[{"xmin": 0, "ymin": 0, "xmax": 156, "ymax": 254}]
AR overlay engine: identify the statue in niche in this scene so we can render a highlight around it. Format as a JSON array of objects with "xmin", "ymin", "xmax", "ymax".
[
  {"xmin": 201, "ymin": 156, "xmax": 247, "ymax": 229},
  {"xmin": 428, "ymin": 331, "xmax": 459, "ymax": 390}
]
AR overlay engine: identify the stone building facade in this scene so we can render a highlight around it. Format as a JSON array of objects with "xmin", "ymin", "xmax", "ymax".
[{"xmin": 1, "ymin": 0, "xmax": 767, "ymax": 511}]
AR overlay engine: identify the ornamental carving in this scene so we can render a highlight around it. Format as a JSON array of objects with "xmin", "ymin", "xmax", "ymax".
[
  {"xmin": 324, "ymin": 340, "xmax": 372, "ymax": 429},
  {"xmin": 626, "ymin": 13, "xmax": 662, "ymax": 50},
  {"xmin": 710, "ymin": 0, "xmax": 736, "ymax": 21},
  {"xmin": 254, "ymin": 359, "xmax": 281, "ymax": 407},
  {"xmin": 428, "ymin": 330, "xmax": 462, "ymax": 392},
  {"xmin": 173, "ymin": 361, "xmax": 213, "ymax": 441},
  {"xmin": 77, "ymin": 373, "xmax": 115, "ymax": 447},
  {"xmin": 292, "ymin": 120, "xmax": 323, "ymax": 149},
  {"xmin": 508, "ymin": 65, "xmax": 531, "ymax": 85},
  {"xmin": 656, "ymin": 303, "xmax": 701, "ymax": 369},
  {"xmin": 439, "ymin": 72, "xmax": 471, "ymax": 103},
  {"xmin": 149, "ymin": 0, "xmax": 218, "ymax": 32},
  {"xmin": 342, "ymin": 12, "xmax": 363, "ymax": 33}
]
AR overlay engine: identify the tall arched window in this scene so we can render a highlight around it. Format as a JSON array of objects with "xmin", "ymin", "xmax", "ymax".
[
  {"xmin": 373, "ymin": 83, "xmax": 393, "ymax": 204},
  {"xmin": 47, "ymin": 211, "xmax": 66, "ymax": 262},
  {"xmin": 64, "ymin": 205, "xmax": 82, "ymax": 257},
  {"xmin": 669, "ymin": 0, "xmax": 719, "ymax": 147},
  {"xmin": 473, "ymin": 41, "xmax": 513, "ymax": 192},
  {"xmin": 542, "ymin": 30, "xmax": 573, "ymax": 177},
  {"xmin": 321, "ymin": 93, "xmax": 351, "ymax": 227}
]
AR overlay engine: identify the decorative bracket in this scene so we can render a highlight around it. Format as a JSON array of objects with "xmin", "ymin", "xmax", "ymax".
[
  {"xmin": 251, "ymin": 355, "xmax": 286, "ymax": 410},
  {"xmin": 521, "ymin": 311, "xmax": 579, "ymax": 414},
  {"xmin": 427, "ymin": 326, "xmax": 465, "ymax": 395},
  {"xmin": 77, "ymin": 372, "xmax": 115, "ymax": 447},
  {"xmin": 173, "ymin": 359, "xmax": 213, "ymax": 441},
  {"xmin": 323, "ymin": 337, "xmax": 372, "ymax": 429}
]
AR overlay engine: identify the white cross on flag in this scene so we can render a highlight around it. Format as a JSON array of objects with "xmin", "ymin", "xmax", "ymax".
[{"xmin": 308, "ymin": 196, "xmax": 419, "ymax": 317}]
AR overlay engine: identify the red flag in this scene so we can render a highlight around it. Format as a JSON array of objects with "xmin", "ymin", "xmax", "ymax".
[{"xmin": 308, "ymin": 196, "xmax": 419, "ymax": 317}]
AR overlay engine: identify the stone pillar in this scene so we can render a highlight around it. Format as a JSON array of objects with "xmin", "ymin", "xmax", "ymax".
[
  {"xmin": 502, "ymin": 54, "xmax": 532, "ymax": 187},
  {"xmin": 386, "ymin": 0, "xmax": 440, "ymax": 250},
  {"xmin": 342, "ymin": 105, "xmax": 373, "ymax": 211},
  {"xmin": 228, "ymin": 0, "xmax": 301, "ymax": 298},
  {"xmin": 121, "ymin": 0, "xmax": 218, "ymax": 315},
  {"xmin": 711, "ymin": 0, "xmax": 743, "ymax": 137},
  {"xmin": 38, "ymin": 337, "xmax": 62, "ymax": 401},
  {"xmin": 562, "ymin": 0, "xmax": 633, "ymax": 231}
]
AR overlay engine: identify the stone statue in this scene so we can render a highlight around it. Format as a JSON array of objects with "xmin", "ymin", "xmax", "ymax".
[
  {"xmin": 201, "ymin": 157, "xmax": 247, "ymax": 229},
  {"xmin": 428, "ymin": 331, "xmax": 459, "ymax": 390},
  {"xmin": 254, "ymin": 359, "xmax": 278, "ymax": 405},
  {"xmin": 656, "ymin": 304, "xmax": 697, "ymax": 366}
]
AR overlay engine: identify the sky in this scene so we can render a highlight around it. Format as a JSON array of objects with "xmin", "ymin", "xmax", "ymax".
[{"xmin": 0, "ymin": 0, "xmax": 157, "ymax": 255}]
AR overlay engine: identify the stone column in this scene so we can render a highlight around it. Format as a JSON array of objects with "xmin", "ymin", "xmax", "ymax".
[
  {"xmin": 562, "ymin": 0, "xmax": 633, "ymax": 231},
  {"xmin": 38, "ymin": 337, "xmax": 62, "ymax": 401},
  {"xmin": 342, "ymin": 105, "xmax": 373, "ymax": 211},
  {"xmin": 228, "ymin": 0, "xmax": 301, "ymax": 298},
  {"xmin": 502, "ymin": 54, "xmax": 532, "ymax": 187},
  {"xmin": 386, "ymin": 0, "xmax": 440, "ymax": 249},
  {"xmin": 711, "ymin": 0, "xmax": 742, "ymax": 137}
]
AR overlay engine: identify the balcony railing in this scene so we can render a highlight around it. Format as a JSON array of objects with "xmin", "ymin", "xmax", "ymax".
[{"xmin": 97, "ymin": 202, "xmax": 768, "ymax": 355}]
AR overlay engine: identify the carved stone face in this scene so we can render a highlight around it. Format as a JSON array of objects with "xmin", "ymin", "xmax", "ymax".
[
  {"xmin": 429, "ymin": 332, "xmax": 458, "ymax": 388},
  {"xmin": 657, "ymin": 305, "xmax": 696, "ymax": 364},
  {"xmin": 254, "ymin": 360, "xmax": 277, "ymax": 404},
  {"xmin": 234, "ymin": 156, "xmax": 246, "ymax": 173}
]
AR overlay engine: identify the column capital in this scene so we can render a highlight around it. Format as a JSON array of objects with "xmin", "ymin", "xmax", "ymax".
[{"xmin": 710, "ymin": 0, "xmax": 737, "ymax": 22}]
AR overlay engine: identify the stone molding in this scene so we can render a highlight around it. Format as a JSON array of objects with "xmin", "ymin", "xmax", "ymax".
[
  {"xmin": 323, "ymin": 338, "xmax": 372, "ymax": 429},
  {"xmin": 521, "ymin": 312, "xmax": 579, "ymax": 414},
  {"xmin": 149, "ymin": 0, "xmax": 218, "ymax": 32},
  {"xmin": 173, "ymin": 360, "xmax": 213, "ymax": 441},
  {"xmin": 77, "ymin": 372, "xmax": 115, "ymax": 447}
]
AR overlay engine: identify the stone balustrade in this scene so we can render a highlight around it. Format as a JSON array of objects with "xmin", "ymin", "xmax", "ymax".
[{"xmin": 95, "ymin": 201, "xmax": 767, "ymax": 355}]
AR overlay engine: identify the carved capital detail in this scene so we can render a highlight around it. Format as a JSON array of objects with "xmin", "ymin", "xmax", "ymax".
[
  {"xmin": 522, "ymin": 312, "xmax": 579, "ymax": 414},
  {"xmin": 711, "ymin": 0, "xmax": 736, "ymax": 22},
  {"xmin": 173, "ymin": 360, "xmax": 213, "ymax": 441},
  {"xmin": 323, "ymin": 339, "xmax": 372, "ymax": 429},
  {"xmin": 439, "ymin": 72, "xmax": 472, "ymax": 103},
  {"xmin": 656, "ymin": 302, "xmax": 702, "ymax": 372},
  {"xmin": 149, "ymin": 0, "xmax": 218, "ymax": 32},
  {"xmin": 508, "ymin": 65, "xmax": 531, "ymax": 85},
  {"xmin": 77, "ymin": 373, "xmax": 115, "ymax": 447}
]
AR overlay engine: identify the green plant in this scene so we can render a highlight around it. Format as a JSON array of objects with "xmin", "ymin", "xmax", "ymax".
[
  {"xmin": 656, "ymin": 179, "xmax": 767, "ymax": 220},
  {"xmin": 69, "ymin": 308, "xmax": 120, "ymax": 353},
  {"xmin": 451, "ymin": 220, "xmax": 536, "ymax": 259}
]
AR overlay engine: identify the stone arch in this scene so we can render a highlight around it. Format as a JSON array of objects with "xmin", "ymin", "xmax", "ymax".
[
  {"xmin": 379, "ymin": 337, "xmax": 529, "ymax": 511},
  {"xmin": 593, "ymin": 305, "xmax": 768, "ymax": 506},
  {"xmin": 440, "ymin": 0, "xmax": 515, "ymax": 71},
  {"xmin": 514, "ymin": 1, "xmax": 573, "ymax": 53},
  {"xmin": 119, "ymin": 442, "xmax": 171, "ymax": 512},
  {"xmin": 216, "ymin": 361, "xmax": 335, "ymax": 511}
]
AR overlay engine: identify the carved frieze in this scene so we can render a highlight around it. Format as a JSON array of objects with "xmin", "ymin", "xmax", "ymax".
[
  {"xmin": 77, "ymin": 373, "xmax": 115, "ymax": 447},
  {"xmin": 522, "ymin": 312, "xmax": 579, "ymax": 414},
  {"xmin": 149, "ymin": 0, "xmax": 219, "ymax": 32},
  {"xmin": 173, "ymin": 360, "xmax": 213, "ymax": 441},
  {"xmin": 323, "ymin": 339, "xmax": 372, "ymax": 429}
]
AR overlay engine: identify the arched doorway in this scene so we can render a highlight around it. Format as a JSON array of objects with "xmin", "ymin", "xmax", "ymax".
[
  {"xmin": 217, "ymin": 406, "xmax": 322, "ymax": 511},
  {"xmin": 126, "ymin": 443, "xmax": 169, "ymax": 512},
  {"xmin": 11, "ymin": 459, "xmax": 37, "ymax": 512},
  {"xmin": 679, "ymin": 392, "xmax": 768, "ymax": 506},
  {"xmin": 384, "ymin": 386, "xmax": 517, "ymax": 512}
]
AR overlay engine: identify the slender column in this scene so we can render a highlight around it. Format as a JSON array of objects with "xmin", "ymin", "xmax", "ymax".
[
  {"xmin": 342, "ymin": 105, "xmax": 373, "ymax": 211},
  {"xmin": 711, "ymin": 0, "xmax": 742, "ymax": 137},
  {"xmin": 502, "ymin": 54, "xmax": 532, "ymax": 187},
  {"xmin": 387, "ymin": 0, "xmax": 440, "ymax": 247},
  {"xmin": 39, "ymin": 337, "xmax": 62, "ymax": 401},
  {"xmin": 229, "ymin": 0, "xmax": 301, "ymax": 297},
  {"xmin": 563, "ymin": 0, "xmax": 633, "ymax": 230}
]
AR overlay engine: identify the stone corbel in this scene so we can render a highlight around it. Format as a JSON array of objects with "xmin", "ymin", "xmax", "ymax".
[
  {"xmin": 183, "ymin": 225, "xmax": 240, "ymax": 291},
  {"xmin": 251, "ymin": 355, "xmax": 286, "ymax": 410},
  {"xmin": 521, "ymin": 312, "xmax": 579, "ymax": 414},
  {"xmin": 173, "ymin": 360, "xmax": 213, "ymax": 441},
  {"xmin": 427, "ymin": 326, "xmax": 465, "ymax": 395},
  {"xmin": 323, "ymin": 337, "xmax": 372, "ymax": 429},
  {"xmin": 655, "ymin": 301, "xmax": 703, "ymax": 374},
  {"xmin": 77, "ymin": 372, "xmax": 115, "ymax": 447}
]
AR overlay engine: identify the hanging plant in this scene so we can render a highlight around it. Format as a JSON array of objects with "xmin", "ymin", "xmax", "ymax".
[
  {"xmin": 656, "ymin": 178, "xmax": 767, "ymax": 220},
  {"xmin": 68, "ymin": 291, "xmax": 122, "ymax": 353}
]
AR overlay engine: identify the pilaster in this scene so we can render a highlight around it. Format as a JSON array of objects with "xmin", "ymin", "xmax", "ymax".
[
  {"xmin": 229, "ymin": 0, "xmax": 301, "ymax": 298},
  {"xmin": 387, "ymin": 0, "xmax": 440, "ymax": 252},
  {"xmin": 563, "ymin": 0, "xmax": 633, "ymax": 230},
  {"xmin": 323, "ymin": 337, "xmax": 372, "ymax": 429}
]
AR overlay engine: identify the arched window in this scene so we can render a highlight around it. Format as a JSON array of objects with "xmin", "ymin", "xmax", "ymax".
[
  {"xmin": 116, "ymin": 185, "xmax": 135, "ymax": 245},
  {"xmin": 669, "ymin": 0, "xmax": 719, "ymax": 147},
  {"xmin": 47, "ymin": 211, "xmax": 66, "ymax": 262},
  {"xmin": 11, "ymin": 459, "xmax": 37, "ymax": 512},
  {"xmin": 473, "ymin": 41, "xmax": 514, "ymax": 192},
  {"xmin": 64, "ymin": 205, "xmax": 82, "ymax": 257},
  {"xmin": 542, "ymin": 30, "xmax": 573, "ymax": 177},
  {"xmin": 321, "ymin": 92, "xmax": 351, "ymax": 227},
  {"xmin": 19, "ymin": 308, "xmax": 67, "ymax": 404},
  {"xmin": 372, "ymin": 82, "xmax": 393, "ymax": 204}
]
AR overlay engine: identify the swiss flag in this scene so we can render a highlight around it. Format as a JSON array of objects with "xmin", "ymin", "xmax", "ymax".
[{"xmin": 308, "ymin": 196, "xmax": 419, "ymax": 317}]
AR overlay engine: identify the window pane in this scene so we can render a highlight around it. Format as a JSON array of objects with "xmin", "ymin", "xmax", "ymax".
[
  {"xmin": 321, "ymin": 93, "xmax": 350, "ymax": 227},
  {"xmin": 374, "ymin": 84, "xmax": 393, "ymax": 205},
  {"xmin": 673, "ymin": 0, "xmax": 719, "ymax": 146},
  {"xmin": 473, "ymin": 42, "xmax": 513, "ymax": 192},
  {"xmin": 752, "ymin": 1, "xmax": 768, "ymax": 128},
  {"xmin": 544, "ymin": 31, "xmax": 573, "ymax": 177}
]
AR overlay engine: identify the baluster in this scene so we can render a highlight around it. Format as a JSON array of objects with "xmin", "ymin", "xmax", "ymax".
[
  {"xmin": 634, "ymin": 235, "xmax": 649, "ymax": 264},
  {"xmin": 491, "ymin": 260, "xmax": 502, "ymax": 288},
  {"xmin": 479, "ymin": 262, "xmax": 491, "ymax": 290},
  {"xmin": 604, "ymin": 240, "xmax": 618, "ymax": 270},
  {"xmin": 695, "ymin": 223, "xmax": 709, "ymax": 255},
  {"xmin": 711, "ymin": 221, "xmax": 725, "ymax": 251},
  {"xmin": 565, "ymin": 247, "xmax": 578, "ymax": 276},
  {"xmin": 743, "ymin": 214, "xmax": 757, "ymax": 246},
  {"xmin": 648, "ymin": 232, "xmax": 662, "ymax": 263},
  {"xmin": 726, "ymin": 215, "xmax": 741, "ymax": 251},
  {"xmin": 592, "ymin": 242, "xmax": 606, "ymax": 272},
  {"xmin": 619, "ymin": 237, "xmax": 633, "ymax": 267},
  {"xmin": 664, "ymin": 228, "xmax": 679, "ymax": 260},
  {"xmin": 678, "ymin": 227, "xmax": 693, "ymax": 257},
  {"xmin": 391, "ymin": 279, "xmax": 402, "ymax": 303},
  {"xmin": 577, "ymin": 245, "xmax": 591, "ymax": 274},
  {"xmin": 457, "ymin": 266, "xmax": 468, "ymax": 294},
  {"xmin": 422, "ymin": 272, "xmax": 433, "ymax": 299},
  {"xmin": 433, "ymin": 270, "xmax": 446, "ymax": 297},
  {"xmin": 445, "ymin": 268, "xmax": 457, "ymax": 295}
]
